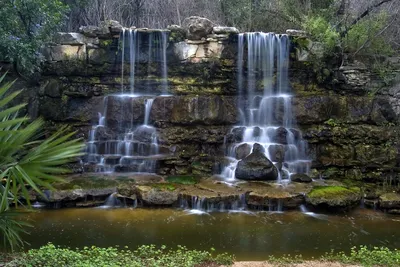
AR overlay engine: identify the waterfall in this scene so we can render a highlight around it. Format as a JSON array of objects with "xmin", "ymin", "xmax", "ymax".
[
  {"xmin": 83, "ymin": 30, "xmax": 169, "ymax": 173},
  {"xmin": 221, "ymin": 32, "xmax": 311, "ymax": 182}
]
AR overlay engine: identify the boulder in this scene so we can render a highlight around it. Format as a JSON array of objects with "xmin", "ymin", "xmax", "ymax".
[
  {"xmin": 291, "ymin": 173, "xmax": 312, "ymax": 183},
  {"xmin": 182, "ymin": 16, "xmax": 214, "ymax": 40},
  {"xmin": 235, "ymin": 143, "xmax": 278, "ymax": 181}
]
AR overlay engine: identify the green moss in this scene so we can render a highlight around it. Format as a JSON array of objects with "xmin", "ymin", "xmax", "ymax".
[
  {"xmin": 61, "ymin": 94, "xmax": 69, "ymax": 104},
  {"xmin": 99, "ymin": 39, "xmax": 113, "ymax": 48},
  {"xmin": 152, "ymin": 183, "xmax": 176, "ymax": 191},
  {"xmin": 166, "ymin": 175, "xmax": 198, "ymax": 185},
  {"xmin": 308, "ymin": 186, "xmax": 360, "ymax": 199}
]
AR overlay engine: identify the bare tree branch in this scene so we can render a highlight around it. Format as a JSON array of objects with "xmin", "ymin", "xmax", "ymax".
[{"xmin": 341, "ymin": 0, "xmax": 398, "ymax": 37}]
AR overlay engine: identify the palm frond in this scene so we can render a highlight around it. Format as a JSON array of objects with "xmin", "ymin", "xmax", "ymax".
[{"xmin": 0, "ymin": 72, "xmax": 85, "ymax": 250}]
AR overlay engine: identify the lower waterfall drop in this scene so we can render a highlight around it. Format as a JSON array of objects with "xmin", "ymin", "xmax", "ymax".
[{"xmin": 221, "ymin": 32, "xmax": 311, "ymax": 183}]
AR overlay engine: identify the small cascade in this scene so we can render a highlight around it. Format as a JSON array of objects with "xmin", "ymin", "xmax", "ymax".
[
  {"xmin": 221, "ymin": 32, "xmax": 311, "ymax": 182},
  {"xmin": 102, "ymin": 193, "xmax": 122, "ymax": 208},
  {"xmin": 83, "ymin": 29, "xmax": 169, "ymax": 173},
  {"xmin": 179, "ymin": 194, "xmax": 247, "ymax": 212}
]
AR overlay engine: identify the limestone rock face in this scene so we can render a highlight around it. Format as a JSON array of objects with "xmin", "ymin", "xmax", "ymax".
[
  {"xmin": 182, "ymin": 16, "xmax": 214, "ymax": 40},
  {"xmin": 235, "ymin": 143, "xmax": 278, "ymax": 181}
]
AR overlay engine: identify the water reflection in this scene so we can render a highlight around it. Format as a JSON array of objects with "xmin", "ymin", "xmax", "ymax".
[{"xmin": 16, "ymin": 208, "xmax": 400, "ymax": 260}]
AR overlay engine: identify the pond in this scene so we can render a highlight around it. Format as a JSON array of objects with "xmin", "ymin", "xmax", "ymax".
[{"xmin": 19, "ymin": 208, "xmax": 400, "ymax": 260}]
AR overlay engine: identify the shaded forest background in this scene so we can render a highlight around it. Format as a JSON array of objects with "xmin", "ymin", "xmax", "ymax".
[
  {"xmin": 64, "ymin": 0, "xmax": 399, "ymax": 49},
  {"xmin": 0, "ymin": 0, "xmax": 399, "ymax": 75}
]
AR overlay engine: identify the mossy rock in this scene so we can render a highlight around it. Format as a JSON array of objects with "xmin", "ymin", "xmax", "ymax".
[
  {"xmin": 166, "ymin": 175, "xmax": 199, "ymax": 185},
  {"xmin": 379, "ymin": 193, "xmax": 400, "ymax": 209},
  {"xmin": 306, "ymin": 186, "xmax": 361, "ymax": 207},
  {"xmin": 53, "ymin": 177, "xmax": 120, "ymax": 190}
]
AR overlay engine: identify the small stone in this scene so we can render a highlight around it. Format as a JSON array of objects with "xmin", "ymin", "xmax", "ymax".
[{"xmin": 213, "ymin": 26, "xmax": 239, "ymax": 34}]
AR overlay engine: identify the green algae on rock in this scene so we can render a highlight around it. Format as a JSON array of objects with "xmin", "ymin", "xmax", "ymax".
[{"xmin": 306, "ymin": 186, "xmax": 361, "ymax": 207}]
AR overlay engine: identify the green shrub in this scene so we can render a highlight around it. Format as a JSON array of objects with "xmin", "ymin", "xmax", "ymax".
[
  {"xmin": 9, "ymin": 243, "xmax": 235, "ymax": 267},
  {"xmin": 324, "ymin": 245, "xmax": 400, "ymax": 266},
  {"xmin": 0, "ymin": 0, "xmax": 69, "ymax": 74}
]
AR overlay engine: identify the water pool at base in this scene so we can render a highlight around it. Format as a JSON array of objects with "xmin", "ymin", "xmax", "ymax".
[{"xmin": 20, "ymin": 208, "xmax": 400, "ymax": 260}]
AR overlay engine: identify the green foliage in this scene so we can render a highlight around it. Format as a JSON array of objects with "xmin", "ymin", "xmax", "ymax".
[
  {"xmin": 324, "ymin": 118, "xmax": 338, "ymax": 127},
  {"xmin": 324, "ymin": 245, "xmax": 400, "ymax": 266},
  {"xmin": 0, "ymin": 73, "xmax": 84, "ymax": 250},
  {"xmin": 0, "ymin": 0, "xmax": 69, "ymax": 74},
  {"xmin": 152, "ymin": 183, "xmax": 176, "ymax": 191},
  {"xmin": 345, "ymin": 12, "xmax": 393, "ymax": 55},
  {"xmin": 10, "ymin": 243, "xmax": 235, "ymax": 267},
  {"xmin": 303, "ymin": 16, "xmax": 339, "ymax": 52}
]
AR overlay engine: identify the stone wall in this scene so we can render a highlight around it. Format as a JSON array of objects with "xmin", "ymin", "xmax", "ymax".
[{"xmin": 33, "ymin": 19, "xmax": 400, "ymax": 184}]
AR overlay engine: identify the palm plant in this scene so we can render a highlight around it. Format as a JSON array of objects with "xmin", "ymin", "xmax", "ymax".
[{"xmin": 0, "ymin": 72, "xmax": 84, "ymax": 250}]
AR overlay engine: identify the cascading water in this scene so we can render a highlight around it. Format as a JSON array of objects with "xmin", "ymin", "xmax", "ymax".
[
  {"xmin": 83, "ymin": 29, "xmax": 169, "ymax": 173},
  {"xmin": 221, "ymin": 32, "xmax": 311, "ymax": 182}
]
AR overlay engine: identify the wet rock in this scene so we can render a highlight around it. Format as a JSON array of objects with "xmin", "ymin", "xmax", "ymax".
[
  {"xmin": 268, "ymin": 144, "xmax": 285, "ymax": 163},
  {"xmin": 364, "ymin": 199, "xmax": 379, "ymax": 209},
  {"xmin": 235, "ymin": 143, "xmax": 252, "ymax": 160},
  {"xmin": 306, "ymin": 186, "xmax": 361, "ymax": 208},
  {"xmin": 273, "ymin": 127, "xmax": 288, "ymax": 144},
  {"xmin": 235, "ymin": 143, "xmax": 278, "ymax": 181},
  {"xmin": 182, "ymin": 16, "xmax": 214, "ymax": 40},
  {"xmin": 105, "ymin": 96, "xmax": 145, "ymax": 130},
  {"xmin": 379, "ymin": 193, "xmax": 400, "ymax": 209},
  {"xmin": 231, "ymin": 127, "xmax": 245, "ymax": 142},
  {"xmin": 135, "ymin": 185, "xmax": 179, "ymax": 205},
  {"xmin": 291, "ymin": 173, "xmax": 312, "ymax": 183}
]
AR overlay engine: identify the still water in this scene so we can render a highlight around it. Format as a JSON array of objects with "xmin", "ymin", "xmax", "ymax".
[{"xmin": 21, "ymin": 208, "xmax": 400, "ymax": 260}]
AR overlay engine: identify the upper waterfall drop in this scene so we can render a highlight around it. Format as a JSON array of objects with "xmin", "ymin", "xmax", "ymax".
[
  {"xmin": 221, "ymin": 32, "xmax": 311, "ymax": 182},
  {"xmin": 83, "ymin": 29, "xmax": 170, "ymax": 173}
]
